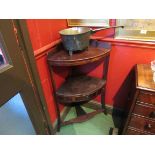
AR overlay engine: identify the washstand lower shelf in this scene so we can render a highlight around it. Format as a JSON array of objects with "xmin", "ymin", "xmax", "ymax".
[
  {"xmin": 56, "ymin": 75, "xmax": 107, "ymax": 127},
  {"xmin": 56, "ymin": 75, "xmax": 106, "ymax": 104}
]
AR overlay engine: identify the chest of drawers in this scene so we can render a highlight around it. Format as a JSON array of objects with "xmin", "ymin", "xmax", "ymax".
[{"xmin": 123, "ymin": 64, "xmax": 155, "ymax": 135}]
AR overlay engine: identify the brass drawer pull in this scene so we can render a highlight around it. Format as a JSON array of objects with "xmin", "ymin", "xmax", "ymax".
[{"xmin": 149, "ymin": 111, "xmax": 155, "ymax": 118}]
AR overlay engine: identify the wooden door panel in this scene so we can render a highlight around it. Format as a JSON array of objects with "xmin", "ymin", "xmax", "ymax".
[{"xmin": 0, "ymin": 19, "xmax": 50, "ymax": 134}]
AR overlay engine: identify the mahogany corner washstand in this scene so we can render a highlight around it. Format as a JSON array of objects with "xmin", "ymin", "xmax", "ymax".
[{"xmin": 47, "ymin": 41, "xmax": 111, "ymax": 132}]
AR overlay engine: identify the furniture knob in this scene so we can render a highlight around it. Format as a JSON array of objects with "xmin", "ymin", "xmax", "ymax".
[
  {"xmin": 145, "ymin": 123, "xmax": 152, "ymax": 129},
  {"xmin": 149, "ymin": 111, "xmax": 155, "ymax": 118}
]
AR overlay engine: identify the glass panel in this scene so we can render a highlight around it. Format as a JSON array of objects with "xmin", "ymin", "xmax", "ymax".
[
  {"xmin": 115, "ymin": 19, "xmax": 155, "ymax": 41},
  {"xmin": 0, "ymin": 32, "xmax": 12, "ymax": 72},
  {"xmin": 0, "ymin": 93, "xmax": 36, "ymax": 135},
  {"xmin": 0, "ymin": 47, "xmax": 8, "ymax": 67},
  {"xmin": 67, "ymin": 19, "xmax": 110, "ymax": 27}
]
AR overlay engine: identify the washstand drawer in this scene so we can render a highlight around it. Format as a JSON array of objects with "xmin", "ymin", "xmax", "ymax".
[
  {"xmin": 126, "ymin": 127, "xmax": 148, "ymax": 135},
  {"xmin": 133, "ymin": 102, "xmax": 155, "ymax": 119},
  {"xmin": 137, "ymin": 91, "xmax": 155, "ymax": 105},
  {"xmin": 129, "ymin": 115, "xmax": 155, "ymax": 134}
]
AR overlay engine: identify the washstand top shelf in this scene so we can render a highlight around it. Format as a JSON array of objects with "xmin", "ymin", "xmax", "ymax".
[{"xmin": 47, "ymin": 43, "xmax": 110, "ymax": 67}]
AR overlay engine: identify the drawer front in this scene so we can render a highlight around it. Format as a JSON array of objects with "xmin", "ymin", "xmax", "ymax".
[
  {"xmin": 129, "ymin": 115, "xmax": 155, "ymax": 134},
  {"xmin": 133, "ymin": 103, "xmax": 155, "ymax": 119},
  {"xmin": 126, "ymin": 127, "xmax": 148, "ymax": 135},
  {"xmin": 137, "ymin": 91, "xmax": 155, "ymax": 105}
]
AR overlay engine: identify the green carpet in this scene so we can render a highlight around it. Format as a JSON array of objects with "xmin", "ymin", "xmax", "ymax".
[{"xmin": 58, "ymin": 106, "xmax": 117, "ymax": 135}]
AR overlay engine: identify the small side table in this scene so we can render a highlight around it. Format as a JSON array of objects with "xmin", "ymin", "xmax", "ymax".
[{"xmin": 47, "ymin": 41, "xmax": 111, "ymax": 131}]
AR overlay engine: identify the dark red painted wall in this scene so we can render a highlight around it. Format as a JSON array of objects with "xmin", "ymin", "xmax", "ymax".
[
  {"xmin": 26, "ymin": 19, "xmax": 68, "ymax": 124},
  {"xmin": 26, "ymin": 19, "xmax": 155, "ymax": 125},
  {"xmin": 104, "ymin": 40, "xmax": 155, "ymax": 108},
  {"xmin": 27, "ymin": 19, "xmax": 68, "ymax": 50}
]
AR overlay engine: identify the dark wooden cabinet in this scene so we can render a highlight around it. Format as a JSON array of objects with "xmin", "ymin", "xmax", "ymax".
[
  {"xmin": 47, "ymin": 41, "xmax": 111, "ymax": 132},
  {"xmin": 123, "ymin": 64, "xmax": 155, "ymax": 135}
]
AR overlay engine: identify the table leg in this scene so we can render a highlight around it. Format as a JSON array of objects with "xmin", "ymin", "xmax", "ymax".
[
  {"xmin": 101, "ymin": 88, "xmax": 107, "ymax": 115},
  {"xmin": 48, "ymin": 64, "xmax": 62, "ymax": 132}
]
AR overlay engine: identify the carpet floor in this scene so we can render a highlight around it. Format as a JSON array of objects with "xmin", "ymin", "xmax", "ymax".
[{"xmin": 58, "ymin": 106, "xmax": 121, "ymax": 135}]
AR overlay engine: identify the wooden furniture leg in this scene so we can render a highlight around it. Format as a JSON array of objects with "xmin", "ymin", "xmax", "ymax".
[
  {"xmin": 101, "ymin": 53, "xmax": 109, "ymax": 115},
  {"xmin": 55, "ymin": 102, "xmax": 61, "ymax": 132},
  {"xmin": 101, "ymin": 88, "xmax": 107, "ymax": 115},
  {"xmin": 48, "ymin": 64, "xmax": 62, "ymax": 132}
]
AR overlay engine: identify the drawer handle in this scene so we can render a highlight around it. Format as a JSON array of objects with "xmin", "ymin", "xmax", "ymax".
[
  {"xmin": 149, "ymin": 111, "xmax": 155, "ymax": 118},
  {"xmin": 145, "ymin": 123, "xmax": 152, "ymax": 129}
]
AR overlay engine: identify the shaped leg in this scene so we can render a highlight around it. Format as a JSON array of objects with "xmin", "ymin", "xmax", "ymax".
[{"xmin": 101, "ymin": 88, "xmax": 107, "ymax": 115}]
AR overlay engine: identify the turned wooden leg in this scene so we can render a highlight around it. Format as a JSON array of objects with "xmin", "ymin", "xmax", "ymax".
[
  {"xmin": 48, "ymin": 65, "xmax": 62, "ymax": 132},
  {"xmin": 101, "ymin": 88, "xmax": 107, "ymax": 115},
  {"xmin": 56, "ymin": 104, "xmax": 61, "ymax": 132}
]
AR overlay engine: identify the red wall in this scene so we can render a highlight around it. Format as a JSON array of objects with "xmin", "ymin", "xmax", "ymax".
[
  {"xmin": 26, "ymin": 19, "xmax": 68, "ymax": 124},
  {"xmin": 26, "ymin": 19, "xmax": 155, "ymax": 125},
  {"xmin": 99, "ymin": 39, "xmax": 155, "ymax": 109},
  {"xmin": 27, "ymin": 19, "xmax": 67, "ymax": 51}
]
